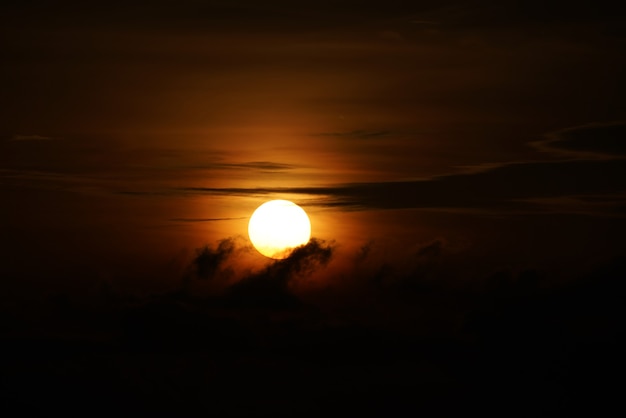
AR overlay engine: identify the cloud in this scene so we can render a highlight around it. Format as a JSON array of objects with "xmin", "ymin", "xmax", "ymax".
[
  {"xmin": 378, "ymin": 30, "xmax": 404, "ymax": 42},
  {"xmin": 512, "ymin": 193, "xmax": 626, "ymax": 217},
  {"xmin": 182, "ymin": 157, "xmax": 626, "ymax": 215},
  {"xmin": 370, "ymin": 239, "xmax": 448, "ymax": 292},
  {"xmin": 409, "ymin": 19, "xmax": 440, "ymax": 25},
  {"xmin": 190, "ymin": 238, "xmax": 237, "ymax": 280},
  {"xmin": 532, "ymin": 121, "xmax": 626, "ymax": 158},
  {"xmin": 354, "ymin": 240, "xmax": 374, "ymax": 263},
  {"xmin": 9, "ymin": 134, "xmax": 56, "ymax": 141},
  {"xmin": 415, "ymin": 239, "xmax": 445, "ymax": 260},
  {"xmin": 191, "ymin": 161, "xmax": 298, "ymax": 172},
  {"xmin": 157, "ymin": 160, "xmax": 299, "ymax": 173},
  {"xmin": 117, "ymin": 119, "xmax": 626, "ymax": 217},
  {"xmin": 169, "ymin": 217, "xmax": 247, "ymax": 223},
  {"xmin": 313, "ymin": 129, "xmax": 391, "ymax": 139},
  {"xmin": 229, "ymin": 161, "xmax": 297, "ymax": 171},
  {"xmin": 176, "ymin": 237, "xmax": 335, "ymax": 310},
  {"xmin": 221, "ymin": 238, "xmax": 334, "ymax": 310}
]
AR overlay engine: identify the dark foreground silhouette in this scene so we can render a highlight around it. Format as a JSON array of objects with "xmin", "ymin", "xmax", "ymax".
[{"xmin": 1, "ymin": 249, "xmax": 624, "ymax": 417}]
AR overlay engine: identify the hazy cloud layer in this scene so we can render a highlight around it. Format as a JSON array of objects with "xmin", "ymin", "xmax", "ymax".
[
  {"xmin": 533, "ymin": 122, "xmax": 626, "ymax": 158},
  {"xmin": 313, "ymin": 130, "xmax": 391, "ymax": 139},
  {"xmin": 183, "ymin": 157, "xmax": 626, "ymax": 215},
  {"xmin": 168, "ymin": 217, "xmax": 247, "ymax": 223},
  {"xmin": 225, "ymin": 161, "xmax": 297, "ymax": 171},
  {"xmin": 9, "ymin": 134, "xmax": 56, "ymax": 141}
]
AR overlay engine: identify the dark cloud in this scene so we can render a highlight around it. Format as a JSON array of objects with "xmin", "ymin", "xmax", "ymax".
[
  {"xmin": 1, "ymin": 0, "xmax": 450, "ymax": 36},
  {"xmin": 371, "ymin": 239, "xmax": 448, "ymax": 294},
  {"xmin": 168, "ymin": 121, "xmax": 624, "ymax": 217},
  {"xmin": 184, "ymin": 161, "xmax": 298, "ymax": 172},
  {"xmin": 168, "ymin": 217, "xmax": 247, "ymax": 223},
  {"xmin": 314, "ymin": 130, "xmax": 391, "ymax": 139},
  {"xmin": 223, "ymin": 238, "xmax": 334, "ymax": 310},
  {"xmin": 227, "ymin": 161, "xmax": 297, "ymax": 171},
  {"xmin": 416, "ymin": 0, "xmax": 626, "ymax": 33},
  {"xmin": 183, "ymin": 158, "xmax": 626, "ymax": 215},
  {"xmin": 342, "ymin": 159, "xmax": 626, "ymax": 212},
  {"xmin": 533, "ymin": 122, "xmax": 626, "ymax": 158},
  {"xmin": 9, "ymin": 134, "xmax": 56, "ymax": 141},
  {"xmin": 130, "ymin": 160, "xmax": 298, "ymax": 174},
  {"xmin": 409, "ymin": 19, "xmax": 440, "ymax": 25},
  {"xmin": 190, "ymin": 238, "xmax": 236, "ymax": 280},
  {"xmin": 415, "ymin": 239, "xmax": 445, "ymax": 259},
  {"xmin": 173, "ymin": 237, "xmax": 335, "ymax": 310},
  {"xmin": 354, "ymin": 240, "xmax": 374, "ymax": 263}
]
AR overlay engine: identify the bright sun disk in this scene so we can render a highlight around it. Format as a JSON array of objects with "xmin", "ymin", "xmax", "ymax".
[{"xmin": 248, "ymin": 200, "xmax": 311, "ymax": 259}]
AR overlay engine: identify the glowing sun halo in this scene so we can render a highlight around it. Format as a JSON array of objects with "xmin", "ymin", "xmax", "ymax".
[{"xmin": 248, "ymin": 200, "xmax": 311, "ymax": 259}]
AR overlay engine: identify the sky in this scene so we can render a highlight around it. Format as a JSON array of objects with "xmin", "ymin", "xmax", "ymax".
[{"xmin": 1, "ymin": 1, "xmax": 626, "ymax": 416}]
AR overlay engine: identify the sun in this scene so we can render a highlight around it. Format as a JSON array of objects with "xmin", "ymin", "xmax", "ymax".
[{"xmin": 248, "ymin": 200, "xmax": 311, "ymax": 259}]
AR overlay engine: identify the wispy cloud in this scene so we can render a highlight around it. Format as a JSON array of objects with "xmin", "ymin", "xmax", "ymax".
[
  {"xmin": 178, "ymin": 157, "xmax": 626, "ymax": 216},
  {"xmin": 169, "ymin": 217, "xmax": 247, "ymax": 223},
  {"xmin": 0, "ymin": 169, "xmax": 107, "ymax": 194},
  {"xmin": 409, "ymin": 19, "xmax": 440, "ymax": 25},
  {"xmin": 313, "ymin": 130, "xmax": 391, "ymax": 139},
  {"xmin": 155, "ymin": 160, "xmax": 299, "ymax": 173},
  {"xmin": 219, "ymin": 161, "xmax": 297, "ymax": 171},
  {"xmin": 9, "ymin": 122, "xmax": 622, "ymax": 218},
  {"xmin": 531, "ymin": 121, "xmax": 626, "ymax": 159},
  {"xmin": 9, "ymin": 134, "xmax": 56, "ymax": 141}
]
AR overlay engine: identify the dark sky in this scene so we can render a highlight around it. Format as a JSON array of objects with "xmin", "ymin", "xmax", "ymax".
[{"xmin": 1, "ymin": 1, "xmax": 625, "ymax": 416}]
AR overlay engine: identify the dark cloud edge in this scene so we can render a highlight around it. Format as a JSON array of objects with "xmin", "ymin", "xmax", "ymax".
[
  {"xmin": 530, "ymin": 121, "xmax": 626, "ymax": 159},
  {"xmin": 169, "ymin": 217, "xmax": 248, "ymax": 223},
  {"xmin": 176, "ymin": 156, "xmax": 626, "ymax": 216},
  {"xmin": 8, "ymin": 134, "xmax": 57, "ymax": 141},
  {"xmin": 311, "ymin": 129, "xmax": 392, "ymax": 140},
  {"xmin": 113, "ymin": 122, "xmax": 626, "ymax": 216}
]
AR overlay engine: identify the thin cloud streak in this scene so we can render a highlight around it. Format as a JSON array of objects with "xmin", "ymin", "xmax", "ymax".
[
  {"xmin": 531, "ymin": 121, "xmax": 626, "ymax": 159},
  {"xmin": 182, "ymin": 161, "xmax": 299, "ymax": 172},
  {"xmin": 313, "ymin": 130, "xmax": 392, "ymax": 139},
  {"xmin": 9, "ymin": 134, "xmax": 56, "ymax": 141},
  {"xmin": 179, "ymin": 157, "xmax": 626, "ymax": 215},
  {"xmin": 169, "ymin": 217, "xmax": 247, "ymax": 222}
]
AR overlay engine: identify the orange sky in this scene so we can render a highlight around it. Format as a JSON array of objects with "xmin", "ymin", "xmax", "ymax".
[
  {"xmin": 2, "ymin": 0, "xmax": 626, "ymax": 298},
  {"xmin": 2, "ymin": 4, "xmax": 626, "ymax": 415}
]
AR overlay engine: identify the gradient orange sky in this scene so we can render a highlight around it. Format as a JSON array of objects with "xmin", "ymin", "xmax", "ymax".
[
  {"xmin": 2, "ymin": 0, "xmax": 626, "ymax": 297},
  {"xmin": 2, "ymin": 2, "xmax": 626, "ymax": 416}
]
